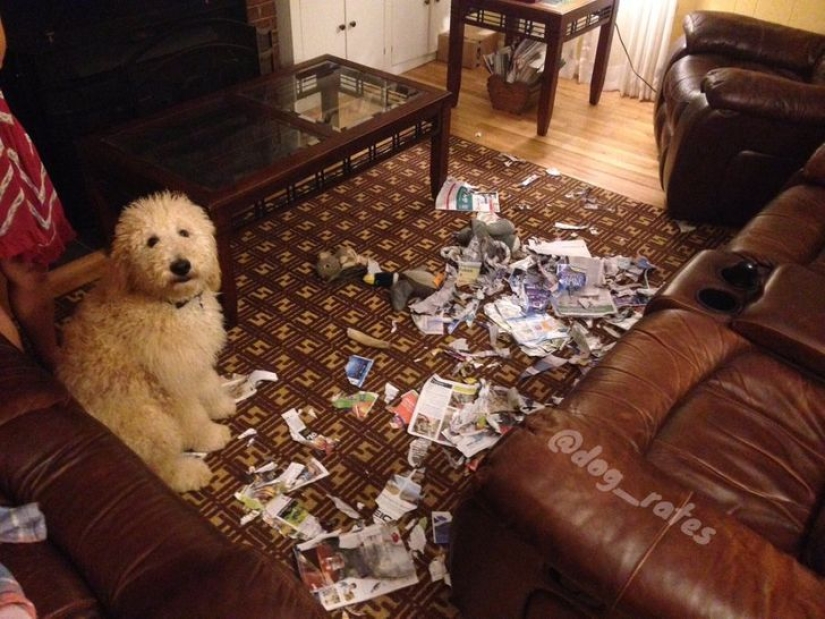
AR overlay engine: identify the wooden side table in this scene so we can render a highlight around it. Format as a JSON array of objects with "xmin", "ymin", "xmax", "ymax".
[{"xmin": 448, "ymin": 0, "xmax": 619, "ymax": 136}]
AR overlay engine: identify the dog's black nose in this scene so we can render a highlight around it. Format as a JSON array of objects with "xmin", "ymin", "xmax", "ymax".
[{"xmin": 170, "ymin": 258, "xmax": 191, "ymax": 277}]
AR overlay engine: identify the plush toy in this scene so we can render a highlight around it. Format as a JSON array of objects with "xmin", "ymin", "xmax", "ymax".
[
  {"xmin": 454, "ymin": 218, "xmax": 521, "ymax": 270},
  {"xmin": 455, "ymin": 218, "xmax": 520, "ymax": 252},
  {"xmin": 363, "ymin": 269, "xmax": 440, "ymax": 311},
  {"xmin": 315, "ymin": 246, "xmax": 369, "ymax": 282}
]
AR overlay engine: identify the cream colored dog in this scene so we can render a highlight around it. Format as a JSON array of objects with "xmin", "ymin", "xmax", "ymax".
[{"xmin": 58, "ymin": 192, "xmax": 236, "ymax": 492}]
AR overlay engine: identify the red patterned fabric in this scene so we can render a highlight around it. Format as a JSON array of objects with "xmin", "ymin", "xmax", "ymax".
[{"xmin": 0, "ymin": 89, "xmax": 74, "ymax": 265}]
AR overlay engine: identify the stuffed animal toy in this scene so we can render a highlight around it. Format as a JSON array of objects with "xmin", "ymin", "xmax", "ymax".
[
  {"xmin": 315, "ymin": 246, "xmax": 369, "ymax": 282},
  {"xmin": 454, "ymin": 217, "xmax": 521, "ymax": 270},
  {"xmin": 364, "ymin": 269, "xmax": 440, "ymax": 311},
  {"xmin": 455, "ymin": 218, "xmax": 520, "ymax": 252}
]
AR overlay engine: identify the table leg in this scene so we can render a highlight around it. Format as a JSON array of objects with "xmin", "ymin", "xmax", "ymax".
[
  {"xmin": 430, "ymin": 101, "xmax": 452, "ymax": 198},
  {"xmin": 447, "ymin": 1, "xmax": 467, "ymax": 107},
  {"xmin": 215, "ymin": 227, "xmax": 238, "ymax": 327},
  {"xmin": 537, "ymin": 29, "xmax": 564, "ymax": 136},
  {"xmin": 590, "ymin": 0, "xmax": 619, "ymax": 105}
]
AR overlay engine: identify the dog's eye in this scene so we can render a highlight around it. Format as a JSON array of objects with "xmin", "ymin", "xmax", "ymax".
[
  {"xmin": 179, "ymin": 229, "xmax": 190, "ymax": 238},
  {"xmin": 147, "ymin": 236, "xmax": 159, "ymax": 248}
]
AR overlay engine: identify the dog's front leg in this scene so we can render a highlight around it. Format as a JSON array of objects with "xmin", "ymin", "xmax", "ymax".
[
  {"xmin": 160, "ymin": 377, "xmax": 232, "ymax": 453},
  {"xmin": 173, "ymin": 396, "xmax": 232, "ymax": 453},
  {"xmin": 200, "ymin": 368, "xmax": 237, "ymax": 420}
]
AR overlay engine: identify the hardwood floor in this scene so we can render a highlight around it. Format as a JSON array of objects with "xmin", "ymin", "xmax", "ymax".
[
  {"xmin": 405, "ymin": 59, "xmax": 664, "ymax": 208},
  {"xmin": 49, "ymin": 60, "xmax": 664, "ymax": 295}
]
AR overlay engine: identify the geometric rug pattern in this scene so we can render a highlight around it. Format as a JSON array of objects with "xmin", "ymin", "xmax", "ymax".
[{"xmin": 56, "ymin": 136, "xmax": 735, "ymax": 618}]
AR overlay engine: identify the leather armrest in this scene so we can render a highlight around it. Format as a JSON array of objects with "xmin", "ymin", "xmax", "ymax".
[
  {"xmin": 703, "ymin": 68, "xmax": 825, "ymax": 123},
  {"xmin": 0, "ymin": 336, "xmax": 71, "ymax": 426},
  {"xmin": 731, "ymin": 264, "xmax": 825, "ymax": 377},
  {"xmin": 475, "ymin": 418, "xmax": 825, "ymax": 619},
  {"xmin": 684, "ymin": 11, "xmax": 825, "ymax": 74}
]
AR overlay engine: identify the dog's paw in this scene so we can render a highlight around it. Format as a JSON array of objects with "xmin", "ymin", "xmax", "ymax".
[
  {"xmin": 190, "ymin": 422, "xmax": 232, "ymax": 453},
  {"xmin": 167, "ymin": 457, "xmax": 213, "ymax": 493},
  {"xmin": 209, "ymin": 392, "xmax": 237, "ymax": 420}
]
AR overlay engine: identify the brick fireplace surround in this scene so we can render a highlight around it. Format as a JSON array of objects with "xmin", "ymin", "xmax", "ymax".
[{"xmin": 246, "ymin": 0, "xmax": 281, "ymax": 69}]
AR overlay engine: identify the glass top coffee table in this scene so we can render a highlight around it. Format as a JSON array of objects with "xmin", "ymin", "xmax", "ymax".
[{"xmin": 81, "ymin": 55, "xmax": 452, "ymax": 324}]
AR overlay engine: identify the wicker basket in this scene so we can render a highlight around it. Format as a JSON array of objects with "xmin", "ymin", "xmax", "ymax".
[{"xmin": 486, "ymin": 74, "xmax": 541, "ymax": 115}]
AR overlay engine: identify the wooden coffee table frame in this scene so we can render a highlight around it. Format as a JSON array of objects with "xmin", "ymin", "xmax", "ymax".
[{"xmin": 80, "ymin": 55, "xmax": 452, "ymax": 325}]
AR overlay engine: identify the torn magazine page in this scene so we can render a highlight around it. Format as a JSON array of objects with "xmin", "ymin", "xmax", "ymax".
[
  {"xmin": 282, "ymin": 408, "xmax": 338, "ymax": 454},
  {"xmin": 222, "ymin": 370, "xmax": 279, "ymax": 402},
  {"xmin": 332, "ymin": 391, "xmax": 379, "ymax": 420},
  {"xmin": 526, "ymin": 238, "xmax": 591, "ymax": 258},
  {"xmin": 519, "ymin": 352, "xmax": 568, "ymax": 381},
  {"xmin": 407, "ymin": 374, "xmax": 480, "ymax": 446},
  {"xmin": 235, "ymin": 457, "xmax": 331, "ymax": 513},
  {"xmin": 551, "ymin": 287, "xmax": 617, "ymax": 317},
  {"xmin": 263, "ymin": 495, "xmax": 324, "ymax": 540},
  {"xmin": 373, "ymin": 470, "xmax": 423, "ymax": 523},
  {"xmin": 388, "ymin": 390, "xmax": 419, "ymax": 428},
  {"xmin": 435, "ymin": 177, "xmax": 500, "ymax": 213},
  {"xmin": 441, "ymin": 427, "xmax": 501, "ymax": 458},
  {"xmin": 294, "ymin": 523, "xmax": 418, "ymax": 611}
]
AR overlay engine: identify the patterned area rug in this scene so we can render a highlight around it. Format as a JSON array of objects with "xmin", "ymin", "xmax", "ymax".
[{"xmin": 56, "ymin": 136, "xmax": 734, "ymax": 618}]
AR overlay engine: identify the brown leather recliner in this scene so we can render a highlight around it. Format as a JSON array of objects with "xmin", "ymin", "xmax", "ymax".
[{"xmin": 654, "ymin": 11, "xmax": 825, "ymax": 226}]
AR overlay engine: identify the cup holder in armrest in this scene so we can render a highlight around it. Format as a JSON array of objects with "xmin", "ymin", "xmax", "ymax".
[
  {"xmin": 720, "ymin": 260, "xmax": 761, "ymax": 291},
  {"xmin": 696, "ymin": 288, "xmax": 741, "ymax": 313}
]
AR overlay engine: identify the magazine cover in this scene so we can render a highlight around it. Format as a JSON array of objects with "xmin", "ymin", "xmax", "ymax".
[{"xmin": 294, "ymin": 523, "xmax": 418, "ymax": 610}]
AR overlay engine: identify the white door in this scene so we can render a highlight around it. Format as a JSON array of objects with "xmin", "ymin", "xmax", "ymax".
[
  {"xmin": 428, "ymin": 0, "xmax": 450, "ymax": 53},
  {"xmin": 390, "ymin": 0, "xmax": 430, "ymax": 67},
  {"xmin": 299, "ymin": 0, "xmax": 347, "ymax": 60},
  {"xmin": 345, "ymin": 0, "xmax": 386, "ymax": 68}
]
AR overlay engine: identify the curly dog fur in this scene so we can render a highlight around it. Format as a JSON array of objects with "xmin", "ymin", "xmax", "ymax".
[{"xmin": 58, "ymin": 192, "xmax": 236, "ymax": 492}]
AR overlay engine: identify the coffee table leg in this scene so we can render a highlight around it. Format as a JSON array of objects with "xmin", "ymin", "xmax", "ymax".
[
  {"xmin": 215, "ymin": 228, "xmax": 238, "ymax": 327},
  {"xmin": 430, "ymin": 102, "xmax": 452, "ymax": 198},
  {"xmin": 447, "ymin": 1, "xmax": 467, "ymax": 107}
]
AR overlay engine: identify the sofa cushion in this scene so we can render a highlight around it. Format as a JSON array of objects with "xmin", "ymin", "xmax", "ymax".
[{"xmin": 645, "ymin": 347, "xmax": 825, "ymax": 555}]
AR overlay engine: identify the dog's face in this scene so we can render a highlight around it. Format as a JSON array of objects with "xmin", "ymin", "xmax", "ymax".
[{"xmin": 109, "ymin": 191, "xmax": 221, "ymax": 302}]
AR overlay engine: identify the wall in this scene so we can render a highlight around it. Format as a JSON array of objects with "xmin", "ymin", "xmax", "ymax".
[{"xmin": 673, "ymin": 0, "xmax": 825, "ymax": 38}]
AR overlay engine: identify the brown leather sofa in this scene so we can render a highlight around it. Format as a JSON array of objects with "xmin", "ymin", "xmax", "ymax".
[
  {"xmin": 449, "ymin": 144, "xmax": 825, "ymax": 618},
  {"xmin": 654, "ymin": 11, "xmax": 825, "ymax": 226},
  {"xmin": 0, "ymin": 335, "xmax": 327, "ymax": 619}
]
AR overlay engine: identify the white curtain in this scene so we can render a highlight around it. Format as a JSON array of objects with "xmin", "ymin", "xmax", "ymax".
[{"xmin": 558, "ymin": 0, "xmax": 678, "ymax": 101}]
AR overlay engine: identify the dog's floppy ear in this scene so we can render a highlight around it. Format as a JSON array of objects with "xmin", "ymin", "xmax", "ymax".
[
  {"xmin": 103, "ymin": 238, "xmax": 136, "ymax": 297},
  {"xmin": 206, "ymin": 240, "xmax": 222, "ymax": 292},
  {"xmin": 189, "ymin": 202, "xmax": 221, "ymax": 293}
]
